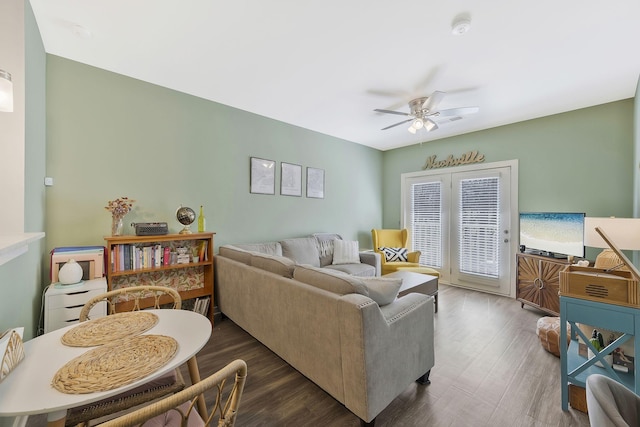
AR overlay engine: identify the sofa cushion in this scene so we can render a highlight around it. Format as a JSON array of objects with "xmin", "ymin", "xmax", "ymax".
[
  {"xmin": 234, "ymin": 242, "xmax": 282, "ymax": 257},
  {"xmin": 313, "ymin": 233, "xmax": 342, "ymax": 267},
  {"xmin": 250, "ymin": 253, "xmax": 296, "ymax": 278},
  {"xmin": 379, "ymin": 247, "xmax": 409, "ymax": 262},
  {"xmin": 218, "ymin": 245, "xmax": 252, "ymax": 265},
  {"xmin": 324, "ymin": 263, "xmax": 376, "ymax": 277},
  {"xmin": 360, "ymin": 277, "xmax": 402, "ymax": 306},
  {"xmin": 332, "ymin": 240, "xmax": 360, "ymax": 265},
  {"xmin": 293, "ymin": 265, "xmax": 368, "ymax": 297},
  {"xmin": 280, "ymin": 237, "xmax": 320, "ymax": 267}
]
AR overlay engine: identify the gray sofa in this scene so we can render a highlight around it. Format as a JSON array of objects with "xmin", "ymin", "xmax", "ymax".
[
  {"xmin": 229, "ymin": 233, "xmax": 381, "ymax": 277},
  {"xmin": 215, "ymin": 234, "xmax": 435, "ymax": 426}
]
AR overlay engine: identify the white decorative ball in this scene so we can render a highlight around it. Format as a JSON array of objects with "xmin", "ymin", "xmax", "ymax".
[{"xmin": 59, "ymin": 259, "xmax": 83, "ymax": 284}]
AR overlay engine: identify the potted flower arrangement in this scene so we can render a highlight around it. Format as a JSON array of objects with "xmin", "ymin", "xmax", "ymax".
[{"xmin": 105, "ymin": 197, "xmax": 135, "ymax": 236}]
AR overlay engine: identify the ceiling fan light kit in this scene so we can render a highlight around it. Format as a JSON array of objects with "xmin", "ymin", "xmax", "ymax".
[{"xmin": 374, "ymin": 90, "xmax": 478, "ymax": 134}]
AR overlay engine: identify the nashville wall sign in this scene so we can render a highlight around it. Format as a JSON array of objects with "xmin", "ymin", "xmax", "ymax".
[{"xmin": 422, "ymin": 150, "xmax": 485, "ymax": 170}]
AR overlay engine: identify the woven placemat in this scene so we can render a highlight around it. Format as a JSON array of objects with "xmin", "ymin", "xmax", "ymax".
[
  {"xmin": 52, "ymin": 334, "xmax": 178, "ymax": 394},
  {"xmin": 61, "ymin": 312, "xmax": 159, "ymax": 347}
]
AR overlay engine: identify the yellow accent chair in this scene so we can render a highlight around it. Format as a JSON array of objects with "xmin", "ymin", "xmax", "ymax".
[{"xmin": 371, "ymin": 229, "xmax": 422, "ymax": 275}]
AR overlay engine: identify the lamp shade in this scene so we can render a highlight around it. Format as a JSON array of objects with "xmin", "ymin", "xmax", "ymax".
[
  {"xmin": 0, "ymin": 69, "xmax": 13, "ymax": 113},
  {"xmin": 584, "ymin": 217, "xmax": 640, "ymax": 250}
]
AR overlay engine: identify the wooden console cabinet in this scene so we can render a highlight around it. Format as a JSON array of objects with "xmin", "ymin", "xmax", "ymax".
[
  {"xmin": 516, "ymin": 252, "xmax": 569, "ymax": 316},
  {"xmin": 104, "ymin": 232, "xmax": 215, "ymax": 324}
]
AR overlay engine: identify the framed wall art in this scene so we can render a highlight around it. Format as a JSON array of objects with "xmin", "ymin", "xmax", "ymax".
[
  {"xmin": 306, "ymin": 167, "xmax": 324, "ymax": 199},
  {"xmin": 250, "ymin": 157, "xmax": 275, "ymax": 195},
  {"xmin": 281, "ymin": 162, "xmax": 302, "ymax": 197}
]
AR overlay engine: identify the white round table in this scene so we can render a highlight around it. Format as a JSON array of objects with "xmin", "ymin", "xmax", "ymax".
[{"xmin": 0, "ymin": 309, "xmax": 212, "ymax": 427}]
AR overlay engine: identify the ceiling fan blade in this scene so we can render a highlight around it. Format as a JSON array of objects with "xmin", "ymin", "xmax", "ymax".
[
  {"xmin": 436, "ymin": 106, "xmax": 479, "ymax": 117},
  {"xmin": 422, "ymin": 91, "xmax": 446, "ymax": 112},
  {"xmin": 374, "ymin": 108, "xmax": 411, "ymax": 116},
  {"xmin": 381, "ymin": 118, "xmax": 413, "ymax": 130}
]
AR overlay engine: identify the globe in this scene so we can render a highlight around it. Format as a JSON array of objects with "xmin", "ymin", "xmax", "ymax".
[{"xmin": 176, "ymin": 206, "xmax": 196, "ymax": 234}]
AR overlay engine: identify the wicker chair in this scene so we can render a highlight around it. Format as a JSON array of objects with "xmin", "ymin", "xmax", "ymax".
[
  {"xmin": 79, "ymin": 285, "xmax": 182, "ymax": 321},
  {"xmin": 65, "ymin": 286, "xmax": 185, "ymax": 427},
  {"xmin": 99, "ymin": 359, "xmax": 247, "ymax": 427}
]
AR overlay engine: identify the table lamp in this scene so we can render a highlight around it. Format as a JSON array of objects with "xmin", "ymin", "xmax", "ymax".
[{"xmin": 584, "ymin": 217, "xmax": 640, "ymax": 271}]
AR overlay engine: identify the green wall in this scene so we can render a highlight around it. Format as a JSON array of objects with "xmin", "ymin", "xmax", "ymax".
[
  {"xmin": 384, "ymin": 100, "xmax": 633, "ymax": 219},
  {"xmin": 45, "ymin": 56, "xmax": 383, "ymax": 254},
  {"xmin": 383, "ymin": 99, "xmax": 634, "ymax": 260}
]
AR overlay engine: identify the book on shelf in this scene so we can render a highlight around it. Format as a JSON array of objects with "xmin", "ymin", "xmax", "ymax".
[
  {"xmin": 163, "ymin": 246, "xmax": 170, "ymax": 266},
  {"xmin": 111, "ymin": 240, "xmax": 210, "ymax": 272},
  {"xmin": 193, "ymin": 297, "xmax": 210, "ymax": 316},
  {"xmin": 198, "ymin": 241, "xmax": 207, "ymax": 262}
]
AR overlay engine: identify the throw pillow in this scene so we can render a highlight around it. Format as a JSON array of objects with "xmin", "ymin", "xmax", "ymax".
[
  {"xmin": 332, "ymin": 240, "xmax": 360, "ymax": 265},
  {"xmin": 280, "ymin": 237, "xmax": 320, "ymax": 267},
  {"xmin": 293, "ymin": 265, "xmax": 369, "ymax": 297},
  {"xmin": 379, "ymin": 247, "xmax": 408, "ymax": 262},
  {"xmin": 360, "ymin": 277, "xmax": 403, "ymax": 305}
]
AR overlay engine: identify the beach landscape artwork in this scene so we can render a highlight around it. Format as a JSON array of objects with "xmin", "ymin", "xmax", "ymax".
[{"xmin": 519, "ymin": 212, "xmax": 585, "ymax": 257}]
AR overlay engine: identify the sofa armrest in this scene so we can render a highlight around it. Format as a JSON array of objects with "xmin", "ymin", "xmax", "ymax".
[
  {"xmin": 359, "ymin": 251, "xmax": 381, "ymax": 276},
  {"xmin": 337, "ymin": 293, "xmax": 434, "ymax": 422},
  {"xmin": 408, "ymin": 251, "xmax": 421, "ymax": 263}
]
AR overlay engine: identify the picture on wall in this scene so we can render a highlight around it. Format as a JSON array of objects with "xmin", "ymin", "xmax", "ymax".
[
  {"xmin": 250, "ymin": 157, "xmax": 276, "ymax": 195},
  {"xmin": 306, "ymin": 167, "xmax": 324, "ymax": 199},
  {"xmin": 281, "ymin": 162, "xmax": 302, "ymax": 197}
]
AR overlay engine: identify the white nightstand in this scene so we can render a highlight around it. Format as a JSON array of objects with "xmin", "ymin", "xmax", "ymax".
[{"xmin": 44, "ymin": 277, "xmax": 107, "ymax": 333}]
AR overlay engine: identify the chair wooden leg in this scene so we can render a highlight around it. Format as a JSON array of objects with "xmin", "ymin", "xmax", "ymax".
[{"xmin": 187, "ymin": 356, "xmax": 207, "ymax": 420}]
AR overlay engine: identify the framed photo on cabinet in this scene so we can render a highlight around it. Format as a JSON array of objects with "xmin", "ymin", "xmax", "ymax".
[
  {"xmin": 281, "ymin": 162, "xmax": 302, "ymax": 197},
  {"xmin": 250, "ymin": 157, "xmax": 275, "ymax": 195},
  {"xmin": 306, "ymin": 167, "xmax": 324, "ymax": 199}
]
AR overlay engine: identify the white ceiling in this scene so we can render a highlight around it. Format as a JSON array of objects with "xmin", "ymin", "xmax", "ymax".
[{"xmin": 29, "ymin": 0, "xmax": 640, "ymax": 151}]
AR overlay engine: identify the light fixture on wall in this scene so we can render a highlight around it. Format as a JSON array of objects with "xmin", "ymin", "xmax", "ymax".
[
  {"xmin": 0, "ymin": 69, "xmax": 14, "ymax": 112},
  {"xmin": 584, "ymin": 217, "xmax": 640, "ymax": 271}
]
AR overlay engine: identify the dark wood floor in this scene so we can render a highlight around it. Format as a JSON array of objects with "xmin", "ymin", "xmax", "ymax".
[{"xmin": 189, "ymin": 284, "xmax": 590, "ymax": 426}]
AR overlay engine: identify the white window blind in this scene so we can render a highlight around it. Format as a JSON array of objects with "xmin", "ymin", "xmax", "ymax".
[
  {"xmin": 458, "ymin": 177, "xmax": 500, "ymax": 278},
  {"xmin": 410, "ymin": 181, "xmax": 442, "ymax": 268}
]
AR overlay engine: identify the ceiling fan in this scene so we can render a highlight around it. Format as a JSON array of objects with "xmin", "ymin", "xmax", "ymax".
[{"xmin": 374, "ymin": 91, "xmax": 479, "ymax": 134}]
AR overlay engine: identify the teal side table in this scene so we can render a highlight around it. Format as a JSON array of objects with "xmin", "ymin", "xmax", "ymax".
[{"xmin": 560, "ymin": 296, "xmax": 640, "ymax": 410}]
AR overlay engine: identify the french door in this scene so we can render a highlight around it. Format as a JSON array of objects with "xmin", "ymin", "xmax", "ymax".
[{"xmin": 401, "ymin": 160, "xmax": 518, "ymax": 297}]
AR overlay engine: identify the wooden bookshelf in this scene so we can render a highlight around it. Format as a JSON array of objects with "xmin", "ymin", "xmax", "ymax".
[{"xmin": 104, "ymin": 232, "xmax": 215, "ymax": 324}]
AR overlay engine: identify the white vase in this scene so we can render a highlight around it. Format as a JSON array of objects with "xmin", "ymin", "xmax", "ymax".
[{"xmin": 58, "ymin": 259, "xmax": 83, "ymax": 284}]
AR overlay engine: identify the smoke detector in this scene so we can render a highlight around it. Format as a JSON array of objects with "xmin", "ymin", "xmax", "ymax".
[{"xmin": 451, "ymin": 18, "xmax": 471, "ymax": 35}]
